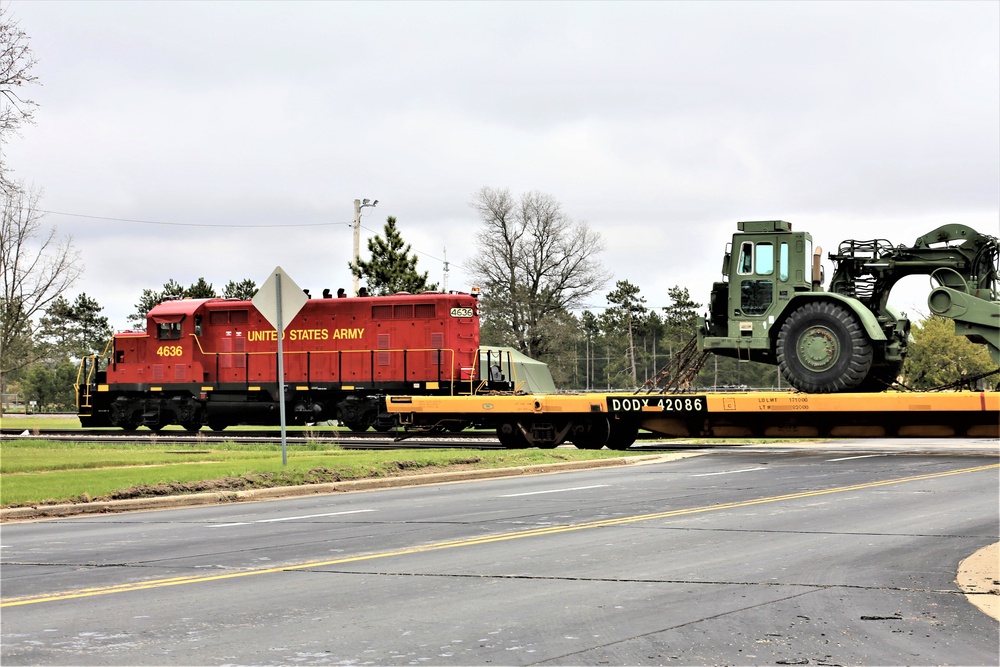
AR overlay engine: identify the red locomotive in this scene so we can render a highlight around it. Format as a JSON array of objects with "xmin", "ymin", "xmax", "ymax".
[{"xmin": 76, "ymin": 290, "xmax": 497, "ymax": 431}]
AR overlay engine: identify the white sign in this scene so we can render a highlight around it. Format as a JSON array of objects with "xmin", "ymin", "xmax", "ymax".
[{"xmin": 252, "ymin": 266, "xmax": 308, "ymax": 332}]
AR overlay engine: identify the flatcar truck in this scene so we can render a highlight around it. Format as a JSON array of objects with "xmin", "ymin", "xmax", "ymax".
[{"xmin": 698, "ymin": 221, "xmax": 999, "ymax": 393}]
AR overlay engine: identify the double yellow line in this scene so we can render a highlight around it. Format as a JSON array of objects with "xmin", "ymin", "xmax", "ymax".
[{"xmin": 3, "ymin": 462, "xmax": 997, "ymax": 608}]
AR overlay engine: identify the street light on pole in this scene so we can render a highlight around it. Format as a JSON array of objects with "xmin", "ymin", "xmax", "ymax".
[{"xmin": 352, "ymin": 198, "xmax": 378, "ymax": 296}]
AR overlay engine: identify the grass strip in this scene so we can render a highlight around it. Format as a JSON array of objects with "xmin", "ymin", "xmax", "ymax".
[{"xmin": 0, "ymin": 439, "xmax": 645, "ymax": 507}]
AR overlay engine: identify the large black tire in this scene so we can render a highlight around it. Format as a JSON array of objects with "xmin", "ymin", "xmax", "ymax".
[
  {"xmin": 776, "ymin": 302, "xmax": 873, "ymax": 393},
  {"xmin": 855, "ymin": 360, "xmax": 903, "ymax": 393}
]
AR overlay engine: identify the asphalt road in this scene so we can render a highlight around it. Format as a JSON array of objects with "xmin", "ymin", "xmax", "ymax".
[{"xmin": 2, "ymin": 442, "xmax": 998, "ymax": 666}]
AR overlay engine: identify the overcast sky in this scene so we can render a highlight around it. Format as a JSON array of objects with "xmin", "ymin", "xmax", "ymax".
[{"xmin": 6, "ymin": 0, "xmax": 998, "ymax": 330}]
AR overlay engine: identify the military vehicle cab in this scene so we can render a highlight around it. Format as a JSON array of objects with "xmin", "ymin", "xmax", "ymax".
[{"xmin": 703, "ymin": 220, "xmax": 817, "ymax": 358}]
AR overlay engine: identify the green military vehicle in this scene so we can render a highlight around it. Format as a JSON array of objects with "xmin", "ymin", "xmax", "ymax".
[{"xmin": 697, "ymin": 220, "xmax": 999, "ymax": 393}]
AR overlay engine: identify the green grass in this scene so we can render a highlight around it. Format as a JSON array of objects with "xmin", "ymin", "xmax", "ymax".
[
  {"xmin": 0, "ymin": 439, "xmax": 646, "ymax": 507},
  {"xmin": 0, "ymin": 415, "xmax": 346, "ymax": 432}
]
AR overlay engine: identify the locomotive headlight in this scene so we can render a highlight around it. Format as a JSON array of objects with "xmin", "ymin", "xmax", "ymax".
[{"xmin": 470, "ymin": 286, "xmax": 481, "ymax": 298}]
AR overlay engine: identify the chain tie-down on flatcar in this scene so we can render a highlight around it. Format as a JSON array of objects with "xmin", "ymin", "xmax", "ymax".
[{"xmin": 634, "ymin": 335, "xmax": 710, "ymax": 395}]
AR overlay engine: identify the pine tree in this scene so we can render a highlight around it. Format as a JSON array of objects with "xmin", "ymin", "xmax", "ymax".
[
  {"xmin": 349, "ymin": 216, "xmax": 438, "ymax": 295},
  {"xmin": 222, "ymin": 279, "xmax": 257, "ymax": 300},
  {"xmin": 37, "ymin": 292, "xmax": 112, "ymax": 362},
  {"xmin": 128, "ymin": 278, "xmax": 216, "ymax": 327},
  {"xmin": 603, "ymin": 280, "xmax": 647, "ymax": 388}
]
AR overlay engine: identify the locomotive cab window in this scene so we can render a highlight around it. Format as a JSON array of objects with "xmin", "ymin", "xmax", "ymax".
[
  {"xmin": 157, "ymin": 321, "xmax": 183, "ymax": 340},
  {"xmin": 152, "ymin": 314, "xmax": 185, "ymax": 340}
]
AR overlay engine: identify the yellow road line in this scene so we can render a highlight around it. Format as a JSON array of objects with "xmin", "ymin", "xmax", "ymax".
[{"xmin": 3, "ymin": 463, "xmax": 997, "ymax": 608}]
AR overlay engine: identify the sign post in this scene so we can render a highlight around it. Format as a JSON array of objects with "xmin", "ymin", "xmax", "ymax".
[{"xmin": 252, "ymin": 267, "xmax": 308, "ymax": 466}]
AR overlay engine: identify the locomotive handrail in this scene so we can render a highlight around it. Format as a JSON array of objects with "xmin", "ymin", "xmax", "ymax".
[
  {"xmin": 99, "ymin": 336, "xmax": 115, "ymax": 358},
  {"xmin": 74, "ymin": 354, "xmax": 102, "ymax": 410}
]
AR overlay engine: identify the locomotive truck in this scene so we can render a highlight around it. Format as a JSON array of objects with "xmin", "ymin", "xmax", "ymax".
[
  {"xmin": 75, "ymin": 290, "xmax": 524, "ymax": 432},
  {"xmin": 698, "ymin": 221, "xmax": 1000, "ymax": 393}
]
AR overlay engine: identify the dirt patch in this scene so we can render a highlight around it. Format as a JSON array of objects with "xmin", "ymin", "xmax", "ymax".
[
  {"xmin": 85, "ymin": 459, "xmax": 487, "ymax": 503},
  {"xmin": 100, "ymin": 469, "xmax": 340, "ymax": 501},
  {"xmin": 956, "ymin": 542, "xmax": 999, "ymax": 620}
]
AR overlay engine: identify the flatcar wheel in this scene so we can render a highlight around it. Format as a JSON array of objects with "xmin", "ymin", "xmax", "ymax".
[
  {"xmin": 606, "ymin": 419, "xmax": 638, "ymax": 451},
  {"xmin": 571, "ymin": 417, "xmax": 610, "ymax": 450},
  {"xmin": 496, "ymin": 422, "xmax": 529, "ymax": 449}
]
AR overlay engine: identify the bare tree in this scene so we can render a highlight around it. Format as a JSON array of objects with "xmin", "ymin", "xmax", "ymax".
[
  {"xmin": 0, "ymin": 5, "xmax": 40, "ymax": 196},
  {"xmin": 1, "ymin": 186, "xmax": 82, "ymax": 378},
  {"xmin": 466, "ymin": 187, "xmax": 609, "ymax": 359}
]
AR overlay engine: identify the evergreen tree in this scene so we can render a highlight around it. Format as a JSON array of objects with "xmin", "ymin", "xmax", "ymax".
[
  {"xmin": 603, "ymin": 280, "xmax": 647, "ymax": 388},
  {"xmin": 186, "ymin": 277, "xmax": 216, "ymax": 299},
  {"xmin": 578, "ymin": 310, "xmax": 602, "ymax": 391},
  {"xmin": 37, "ymin": 292, "xmax": 112, "ymax": 361},
  {"xmin": 223, "ymin": 279, "xmax": 258, "ymax": 300},
  {"xmin": 349, "ymin": 216, "xmax": 437, "ymax": 296},
  {"xmin": 128, "ymin": 278, "xmax": 217, "ymax": 326},
  {"xmin": 660, "ymin": 285, "xmax": 701, "ymax": 357}
]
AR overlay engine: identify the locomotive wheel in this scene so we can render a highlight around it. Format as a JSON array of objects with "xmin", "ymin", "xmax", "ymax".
[
  {"xmin": 182, "ymin": 423, "xmax": 202, "ymax": 433},
  {"xmin": 571, "ymin": 417, "xmax": 610, "ymax": 450},
  {"xmin": 606, "ymin": 419, "xmax": 638, "ymax": 451},
  {"xmin": 111, "ymin": 403, "xmax": 140, "ymax": 431},
  {"xmin": 776, "ymin": 302, "xmax": 873, "ymax": 393},
  {"xmin": 208, "ymin": 421, "xmax": 228, "ymax": 432},
  {"xmin": 342, "ymin": 419, "xmax": 370, "ymax": 433}
]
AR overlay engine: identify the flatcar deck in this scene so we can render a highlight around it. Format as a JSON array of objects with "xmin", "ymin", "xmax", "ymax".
[{"xmin": 385, "ymin": 391, "xmax": 1000, "ymax": 447}]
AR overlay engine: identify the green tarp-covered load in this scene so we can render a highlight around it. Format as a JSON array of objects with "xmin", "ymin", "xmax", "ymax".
[{"xmin": 479, "ymin": 347, "xmax": 556, "ymax": 394}]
